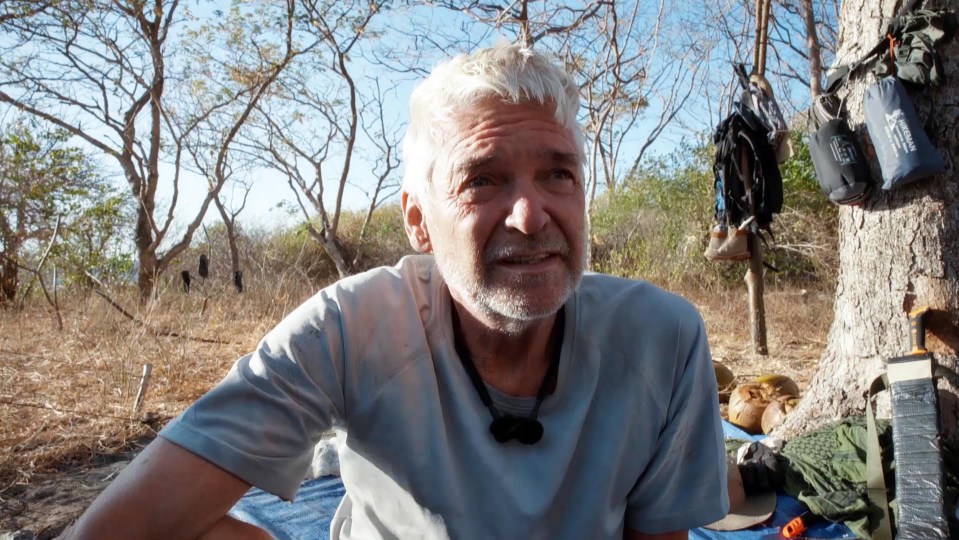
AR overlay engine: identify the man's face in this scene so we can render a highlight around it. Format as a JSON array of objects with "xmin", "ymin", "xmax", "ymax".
[{"xmin": 404, "ymin": 100, "xmax": 587, "ymax": 332}]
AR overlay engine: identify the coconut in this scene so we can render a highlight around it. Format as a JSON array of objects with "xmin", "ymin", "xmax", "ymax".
[
  {"xmin": 713, "ymin": 361, "xmax": 736, "ymax": 402},
  {"xmin": 728, "ymin": 383, "xmax": 772, "ymax": 434},
  {"xmin": 751, "ymin": 374, "xmax": 800, "ymax": 398},
  {"xmin": 761, "ymin": 395, "xmax": 801, "ymax": 434}
]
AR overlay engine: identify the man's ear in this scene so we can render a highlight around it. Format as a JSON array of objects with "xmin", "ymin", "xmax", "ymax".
[{"xmin": 402, "ymin": 190, "xmax": 432, "ymax": 253}]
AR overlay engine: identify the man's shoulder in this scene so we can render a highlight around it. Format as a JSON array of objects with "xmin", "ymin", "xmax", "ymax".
[
  {"xmin": 333, "ymin": 254, "xmax": 436, "ymax": 292},
  {"xmin": 573, "ymin": 272, "xmax": 704, "ymax": 352},
  {"xmin": 576, "ymin": 272, "xmax": 699, "ymax": 320},
  {"xmin": 297, "ymin": 255, "xmax": 437, "ymax": 308},
  {"xmin": 270, "ymin": 255, "xmax": 439, "ymax": 337}
]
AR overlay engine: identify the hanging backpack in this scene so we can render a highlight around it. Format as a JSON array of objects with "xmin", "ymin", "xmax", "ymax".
[
  {"xmin": 734, "ymin": 64, "xmax": 791, "ymax": 161},
  {"xmin": 707, "ymin": 0, "xmax": 785, "ymax": 255},
  {"xmin": 713, "ymin": 94, "xmax": 783, "ymax": 231},
  {"xmin": 807, "ymin": 94, "xmax": 873, "ymax": 205},
  {"xmin": 873, "ymin": 9, "xmax": 958, "ymax": 86},
  {"xmin": 824, "ymin": 5, "xmax": 958, "ymax": 93}
]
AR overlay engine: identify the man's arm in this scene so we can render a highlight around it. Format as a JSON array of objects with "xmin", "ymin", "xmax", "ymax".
[
  {"xmin": 626, "ymin": 529, "xmax": 688, "ymax": 540},
  {"xmin": 63, "ymin": 437, "xmax": 255, "ymax": 540}
]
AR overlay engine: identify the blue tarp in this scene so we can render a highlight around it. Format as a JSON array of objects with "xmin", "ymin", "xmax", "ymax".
[
  {"xmin": 690, "ymin": 490, "xmax": 855, "ymax": 540},
  {"xmin": 230, "ymin": 476, "xmax": 344, "ymax": 540},
  {"xmin": 689, "ymin": 422, "xmax": 855, "ymax": 539},
  {"xmin": 228, "ymin": 422, "xmax": 856, "ymax": 539}
]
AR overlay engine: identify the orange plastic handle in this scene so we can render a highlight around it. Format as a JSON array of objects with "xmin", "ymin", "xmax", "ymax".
[{"xmin": 782, "ymin": 516, "xmax": 807, "ymax": 539}]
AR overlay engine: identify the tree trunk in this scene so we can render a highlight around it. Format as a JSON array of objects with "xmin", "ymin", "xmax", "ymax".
[
  {"xmin": 1, "ymin": 217, "xmax": 25, "ymax": 304},
  {"xmin": 778, "ymin": 0, "xmax": 959, "ymax": 441},
  {"xmin": 308, "ymin": 225, "xmax": 351, "ymax": 279},
  {"xmin": 135, "ymin": 203, "xmax": 157, "ymax": 304},
  {"xmin": 0, "ymin": 252, "xmax": 17, "ymax": 303},
  {"xmin": 214, "ymin": 197, "xmax": 243, "ymax": 293},
  {"xmin": 225, "ymin": 222, "xmax": 242, "ymax": 293},
  {"xmin": 802, "ymin": 0, "xmax": 823, "ymax": 97}
]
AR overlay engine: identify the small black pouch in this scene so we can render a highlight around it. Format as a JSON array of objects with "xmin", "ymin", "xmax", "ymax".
[{"xmin": 809, "ymin": 118, "xmax": 873, "ymax": 205}]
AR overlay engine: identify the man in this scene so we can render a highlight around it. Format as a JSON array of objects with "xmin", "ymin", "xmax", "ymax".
[{"xmin": 66, "ymin": 43, "xmax": 728, "ymax": 539}]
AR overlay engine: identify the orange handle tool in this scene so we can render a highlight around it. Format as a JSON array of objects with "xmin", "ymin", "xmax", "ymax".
[
  {"xmin": 781, "ymin": 514, "xmax": 807, "ymax": 539},
  {"xmin": 908, "ymin": 306, "xmax": 930, "ymax": 354}
]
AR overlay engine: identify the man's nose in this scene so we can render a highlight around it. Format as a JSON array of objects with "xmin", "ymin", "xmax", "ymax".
[{"xmin": 504, "ymin": 183, "xmax": 549, "ymax": 235}]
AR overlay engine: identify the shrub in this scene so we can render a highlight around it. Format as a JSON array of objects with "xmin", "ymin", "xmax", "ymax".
[{"xmin": 166, "ymin": 203, "xmax": 414, "ymax": 295}]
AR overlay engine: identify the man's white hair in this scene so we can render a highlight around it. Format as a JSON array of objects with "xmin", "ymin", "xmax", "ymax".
[{"xmin": 402, "ymin": 42, "xmax": 585, "ymax": 199}]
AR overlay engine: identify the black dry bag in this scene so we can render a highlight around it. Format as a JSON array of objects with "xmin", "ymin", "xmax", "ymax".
[
  {"xmin": 809, "ymin": 118, "xmax": 873, "ymax": 205},
  {"xmin": 864, "ymin": 76, "xmax": 944, "ymax": 190}
]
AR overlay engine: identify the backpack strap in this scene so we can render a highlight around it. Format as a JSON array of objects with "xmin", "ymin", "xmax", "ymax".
[
  {"xmin": 876, "ymin": 9, "xmax": 958, "ymax": 84},
  {"xmin": 824, "ymin": 0, "xmax": 927, "ymax": 93},
  {"xmin": 865, "ymin": 361, "xmax": 959, "ymax": 539},
  {"xmin": 865, "ymin": 372, "xmax": 893, "ymax": 540}
]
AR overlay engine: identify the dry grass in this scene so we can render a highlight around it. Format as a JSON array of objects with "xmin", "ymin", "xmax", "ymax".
[
  {"xmin": 0, "ymin": 276, "xmax": 834, "ymax": 496},
  {"xmin": 0, "ymin": 276, "xmax": 329, "ymax": 493},
  {"xmin": 688, "ymin": 286, "xmax": 833, "ymax": 391}
]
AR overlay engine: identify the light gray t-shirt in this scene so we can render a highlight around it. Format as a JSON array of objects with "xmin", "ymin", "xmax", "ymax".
[{"xmin": 160, "ymin": 255, "xmax": 728, "ymax": 539}]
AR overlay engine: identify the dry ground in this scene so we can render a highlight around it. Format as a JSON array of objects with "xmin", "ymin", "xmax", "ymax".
[{"xmin": 0, "ymin": 281, "xmax": 833, "ymax": 537}]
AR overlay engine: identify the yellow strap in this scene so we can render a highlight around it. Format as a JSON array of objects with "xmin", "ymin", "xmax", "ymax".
[{"xmin": 865, "ymin": 374, "xmax": 893, "ymax": 540}]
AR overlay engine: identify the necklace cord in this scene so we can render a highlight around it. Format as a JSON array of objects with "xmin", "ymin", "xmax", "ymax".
[{"xmin": 450, "ymin": 306, "xmax": 564, "ymax": 443}]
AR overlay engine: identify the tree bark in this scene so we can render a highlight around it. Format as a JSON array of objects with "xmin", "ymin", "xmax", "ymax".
[
  {"xmin": 778, "ymin": 0, "xmax": 959, "ymax": 441},
  {"xmin": 137, "ymin": 243, "xmax": 158, "ymax": 304},
  {"xmin": 0, "ymin": 209, "xmax": 26, "ymax": 303},
  {"xmin": 213, "ymin": 196, "xmax": 243, "ymax": 292},
  {"xmin": 0, "ymin": 250, "xmax": 18, "ymax": 302},
  {"xmin": 308, "ymin": 225, "xmax": 351, "ymax": 280}
]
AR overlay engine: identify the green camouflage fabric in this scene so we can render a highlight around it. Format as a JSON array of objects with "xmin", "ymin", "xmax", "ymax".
[
  {"xmin": 780, "ymin": 416, "xmax": 959, "ymax": 539},
  {"xmin": 874, "ymin": 9, "xmax": 958, "ymax": 86}
]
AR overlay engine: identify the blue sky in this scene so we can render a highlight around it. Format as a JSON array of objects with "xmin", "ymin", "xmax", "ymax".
[{"xmin": 3, "ymin": 0, "xmax": 825, "ymax": 249}]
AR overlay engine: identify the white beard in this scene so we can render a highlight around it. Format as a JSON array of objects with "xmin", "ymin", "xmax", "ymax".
[{"xmin": 434, "ymin": 232, "xmax": 584, "ymax": 335}]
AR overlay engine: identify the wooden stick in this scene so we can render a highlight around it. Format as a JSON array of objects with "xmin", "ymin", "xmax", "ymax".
[
  {"xmin": 757, "ymin": 0, "xmax": 772, "ymax": 75},
  {"xmin": 739, "ymin": 146, "xmax": 769, "ymax": 357},
  {"xmin": 84, "ymin": 273, "xmax": 137, "ymax": 322},
  {"xmin": 0, "ymin": 397, "xmax": 142, "ymax": 422},
  {"xmin": 746, "ymin": 234, "xmax": 769, "ymax": 355},
  {"xmin": 753, "ymin": 0, "xmax": 763, "ymax": 70},
  {"xmin": 133, "ymin": 363, "xmax": 153, "ymax": 415}
]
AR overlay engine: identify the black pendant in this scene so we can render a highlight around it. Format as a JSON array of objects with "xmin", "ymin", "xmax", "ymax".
[
  {"xmin": 451, "ymin": 306, "xmax": 563, "ymax": 446},
  {"xmin": 490, "ymin": 415, "xmax": 544, "ymax": 445}
]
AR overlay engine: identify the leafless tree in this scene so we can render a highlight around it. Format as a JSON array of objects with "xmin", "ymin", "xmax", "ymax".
[
  {"xmin": 239, "ymin": 0, "xmax": 401, "ymax": 278},
  {"xmin": 0, "ymin": 0, "xmax": 298, "ymax": 302},
  {"xmin": 694, "ymin": 0, "xmax": 838, "ymax": 118},
  {"xmin": 382, "ymin": 0, "xmax": 709, "ymax": 208},
  {"xmin": 179, "ymin": 0, "xmax": 307, "ymax": 293},
  {"xmin": 350, "ymin": 78, "xmax": 403, "ymax": 270}
]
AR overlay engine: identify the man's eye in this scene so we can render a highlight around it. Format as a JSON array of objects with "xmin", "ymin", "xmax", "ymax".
[
  {"xmin": 547, "ymin": 169, "xmax": 577, "ymax": 189},
  {"xmin": 464, "ymin": 176, "xmax": 494, "ymax": 189},
  {"xmin": 458, "ymin": 176, "xmax": 498, "ymax": 202}
]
